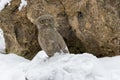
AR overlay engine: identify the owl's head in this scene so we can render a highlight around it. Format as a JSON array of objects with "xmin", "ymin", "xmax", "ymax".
[{"xmin": 36, "ymin": 14, "xmax": 55, "ymax": 29}]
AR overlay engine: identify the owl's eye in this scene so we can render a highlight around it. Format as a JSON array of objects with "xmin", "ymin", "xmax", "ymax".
[
  {"xmin": 48, "ymin": 19, "xmax": 51, "ymax": 22},
  {"xmin": 40, "ymin": 20, "xmax": 44, "ymax": 23}
]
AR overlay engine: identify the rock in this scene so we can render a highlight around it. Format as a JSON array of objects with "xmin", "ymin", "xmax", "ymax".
[
  {"xmin": 0, "ymin": 0, "xmax": 120, "ymax": 59},
  {"xmin": 67, "ymin": 0, "xmax": 120, "ymax": 56},
  {"xmin": 0, "ymin": 0, "xmax": 40, "ymax": 59},
  {"xmin": 28, "ymin": 0, "xmax": 120, "ymax": 57}
]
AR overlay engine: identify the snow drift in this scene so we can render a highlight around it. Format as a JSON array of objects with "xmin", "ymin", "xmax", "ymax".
[{"xmin": 0, "ymin": 51, "xmax": 120, "ymax": 80}]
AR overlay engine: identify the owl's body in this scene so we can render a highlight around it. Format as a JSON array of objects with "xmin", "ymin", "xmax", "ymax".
[{"xmin": 36, "ymin": 14, "xmax": 69, "ymax": 57}]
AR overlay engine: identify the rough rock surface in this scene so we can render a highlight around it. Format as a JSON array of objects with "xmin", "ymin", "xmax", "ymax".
[
  {"xmin": 0, "ymin": 0, "xmax": 40, "ymax": 59},
  {"xmin": 27, "ymin": 0, "xmax": 120, "ymax": 57},
  {"xmin": 0, "ymin": 0, "xmax": 120, "ymax": 59}
]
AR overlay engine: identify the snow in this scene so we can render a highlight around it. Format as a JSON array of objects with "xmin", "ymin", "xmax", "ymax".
[
  {"xmin": 0, "ymin": 53, "xmax": 29, "ymax": 80},
  {"xmin": 18, "ymin": 0, "xmax": 27, "ymax": 11},
  {"xmin": 26, "ymin": 52, "xmax": 110, "ymax": 80},
  {"xmin": 0, "ymin": 0, "xmax": 11, "ymax": 12},
  {"xmin": 0, "ymin": 0, "xmax": 27, "ymax": 12},
  {"xmin": 0, "ymin": 50, "xmax": 120, "ymax": 80},
  {"xmin": 0, "ymin": 28, "xmax": 6, "ymax": 53},
  {"xmin": 0, "ymin": 28, "xmax": 120, "ymax": 80}
]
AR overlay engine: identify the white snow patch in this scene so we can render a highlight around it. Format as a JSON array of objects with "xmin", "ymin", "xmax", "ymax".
[
  {"xmin": 0, "ymin": 28, "xmax": 6, "ymax": 53},
  {"xmin": 0, "ymin": 51, "xmax": 120, "ymax": 80},
  {"xmin": 0, "ymin": 0, "xmax": 11, "ymax": 11},
  {"xmin": 18, "ymin": 0, "xmax": 27, "ymax": 11},
  {"xmin": 26, "ymin": 52, "xmax": 110, "ymax": 80},
  {"xmin": 0, "ymin": 53, "xmax": 29, "ymax": 80},
  {"xmin": 0, "ymin": 0, "xmax": 27, "ymax": 12}
]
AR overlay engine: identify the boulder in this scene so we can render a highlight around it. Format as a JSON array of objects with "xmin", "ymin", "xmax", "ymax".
[{"xmin": 0, "ymin": 0, "xmax": 119, "ymax": 59}]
